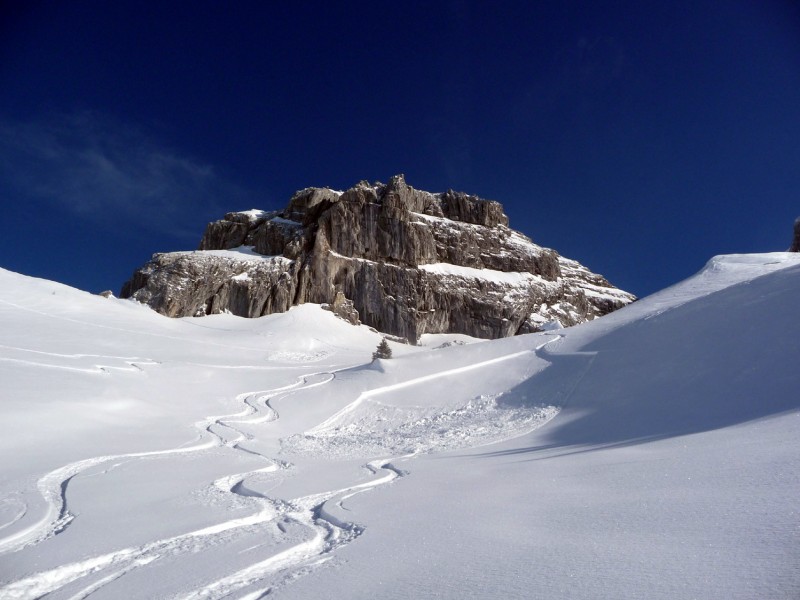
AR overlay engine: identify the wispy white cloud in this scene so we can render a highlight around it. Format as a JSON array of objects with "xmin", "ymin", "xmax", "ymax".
[{"xmin": 0, "ymin": 111, "xmax": 256, "ymax": 238}]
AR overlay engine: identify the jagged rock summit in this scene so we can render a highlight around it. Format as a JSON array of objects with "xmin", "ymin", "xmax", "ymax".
[{"xmin": 121, "ymin": 175, "xmax": 635, "ymax": 342}]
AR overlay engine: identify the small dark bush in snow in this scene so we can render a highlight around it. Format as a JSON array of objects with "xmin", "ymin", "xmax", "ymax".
[{"xmin": 372, "ymin": 338, "xmax": 392, "ymax": 360}]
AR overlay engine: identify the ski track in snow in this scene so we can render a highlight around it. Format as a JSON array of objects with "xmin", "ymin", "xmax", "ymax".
[
  {"xmin": 306, "ymin": 349, "xmax": 539, "ymax": 435},
  {"xmin": 290, "ymin": 340, "xmax": 561, "ymax": 459},
  {"xmin": 0, "ymin": 343, "xmax": 324, "ymax": 373},
  {"xmin": 174, "ymin": 458, "xmax": 406, "ymax": 600},
  {"xmin": 0, "ymin": 338, "xmax": 564, "ymax": 599},
  {"xmin": 0, "ymin": 344, "xmax": 161, "ymax": 374},
  {"xmin": 0, "ymin": 370, "xmax": 407, "ymax": 600}
]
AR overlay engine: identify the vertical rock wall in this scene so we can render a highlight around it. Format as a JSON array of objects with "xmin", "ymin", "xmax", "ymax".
[{"xmin": 121, "ymin": 175, "xmax": 635, "ymax": 342}]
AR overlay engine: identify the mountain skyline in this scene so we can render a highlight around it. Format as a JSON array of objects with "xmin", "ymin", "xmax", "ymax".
[{"xmin": 2, "ymin": 1, "xmax": 799, "ymax": 297}]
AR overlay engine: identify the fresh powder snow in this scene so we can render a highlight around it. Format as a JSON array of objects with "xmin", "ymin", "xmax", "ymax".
[{"xmin": 0, "ymin": 253, "xmax": 798, "ymax": 599}]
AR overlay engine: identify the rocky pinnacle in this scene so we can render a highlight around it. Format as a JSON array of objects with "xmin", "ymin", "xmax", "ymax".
[
  {"xmin": 791, "ymin": 217, "xmax": 800, "ymax": 252},
  {"xmin": 121, "ymin": 175, "xmax": 635, "ymax": 343}
]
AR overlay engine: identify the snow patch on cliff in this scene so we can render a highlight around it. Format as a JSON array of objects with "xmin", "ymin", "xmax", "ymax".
[{"xmin": 419, "ymin": 263, "xmax": 536, "ymax": 285}]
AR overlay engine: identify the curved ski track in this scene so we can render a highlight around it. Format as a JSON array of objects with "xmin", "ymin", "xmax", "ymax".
[
  {"xmin": 0, "ymin": 370, "xmax": 405, "ymax": 600},
  {"xmin": 0, "ymin": 336, "xmax": 567, "ymax": 599},
  {"xmin": 307, "ymin": 338, "xmax": 561, "ymax": 436}
]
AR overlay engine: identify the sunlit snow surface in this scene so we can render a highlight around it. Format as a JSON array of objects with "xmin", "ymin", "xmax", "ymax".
[{"xmin": 0, "ymin": 253, "xmax": 799, "ymax": 599}]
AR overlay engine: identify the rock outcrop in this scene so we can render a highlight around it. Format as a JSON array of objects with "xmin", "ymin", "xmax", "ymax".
[
  {"xmin": 121, "ymin": 175, "xmax": 635, "ymax": 342},
  {"xmin": 790, "ymin": 217, "xmax": 800, "ymax": 252}
]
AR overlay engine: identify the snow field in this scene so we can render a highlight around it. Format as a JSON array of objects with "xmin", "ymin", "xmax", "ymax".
[{"xmin": 0, "ymin": 252, "xmax": 798, "ymax": 599}]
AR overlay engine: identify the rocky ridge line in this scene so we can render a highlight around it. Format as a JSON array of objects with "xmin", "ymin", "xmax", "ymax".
[{"xmin": 121, "ymin": 175, "xmax": 635, "ymax": 342}]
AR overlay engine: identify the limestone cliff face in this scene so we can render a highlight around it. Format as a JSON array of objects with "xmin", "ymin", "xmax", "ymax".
[{"xmin": 121, "ymin": 175, "xmax": 635, "ymax": 342}]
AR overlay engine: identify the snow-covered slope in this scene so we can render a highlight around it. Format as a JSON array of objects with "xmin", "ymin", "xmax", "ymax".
[{"xmin": 0, "ymin": 253, "xmax": 798, "ymax": 599}]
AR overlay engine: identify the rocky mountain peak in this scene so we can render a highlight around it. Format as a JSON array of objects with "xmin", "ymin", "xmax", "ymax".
[{"xmin": 121, "ymin": 176, "xmax": 635, "ymax": 343}]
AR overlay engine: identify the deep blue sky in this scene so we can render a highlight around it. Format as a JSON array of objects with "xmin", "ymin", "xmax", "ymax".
[{"xmin": 1, "ymin": 1, "xmax": 799, "ymax": 298}]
